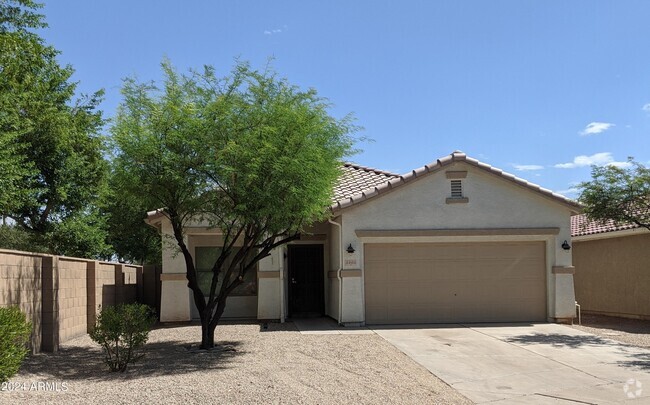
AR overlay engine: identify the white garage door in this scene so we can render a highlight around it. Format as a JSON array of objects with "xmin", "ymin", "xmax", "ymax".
[{"xmin": 364, "ymin": 242, "xmax": 547, "ymax": 324}]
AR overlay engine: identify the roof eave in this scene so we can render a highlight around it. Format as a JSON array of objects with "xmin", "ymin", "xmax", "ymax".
[{"xmin": 145, "ymin": 209, "xmax": 166, "ymax": 227}]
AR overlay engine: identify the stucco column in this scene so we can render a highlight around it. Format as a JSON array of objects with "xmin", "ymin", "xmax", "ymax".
[
  {"xmin": 257, "ymin": 247, "xmax": 282, "ymax": 320},
  {"xmin": 340, "ymin": 231, "xmax": 364, "ymax": 325},
  {"xmin": 159, "ymin": 222, "xmax": 191, "ymax": 322},
  {"xmin": 552, "ymin": 235, "xmax": 576, "ymax": 320}
]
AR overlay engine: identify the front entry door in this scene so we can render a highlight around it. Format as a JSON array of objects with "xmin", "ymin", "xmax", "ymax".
[{"xmin": 288, "ymin": 244, "xmax": 324, "ymax": 317}]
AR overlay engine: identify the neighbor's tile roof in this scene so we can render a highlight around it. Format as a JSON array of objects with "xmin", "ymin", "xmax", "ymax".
[
  {"xmin": 571, "ymin": 214, "xmax": 640, "ymax": 237},
  {"xmin": 333, "ymin": 163, "xmax": 400, "ymax": 202},
  {"xmin": 331, "ymin": 151, "xmax": 582, "ymax": 213}
]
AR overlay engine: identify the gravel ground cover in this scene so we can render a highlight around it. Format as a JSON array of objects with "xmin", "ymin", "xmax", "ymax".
[
  {"xmin": 569, "ymin": 314, "xmax": 650, "ymax": 348},
  {"xmin": 1, "ymin": 321, "xmax": 470, "ymax": 404}
]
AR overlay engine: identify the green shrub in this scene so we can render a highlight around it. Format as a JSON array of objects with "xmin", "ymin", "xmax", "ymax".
[
  {"xmin": 89, "ymin": 303, "xmax": 156, "ymax": 372},
  {"xmin": 0, "ymin": 307, "xmax": 32, "ymax": 382}
]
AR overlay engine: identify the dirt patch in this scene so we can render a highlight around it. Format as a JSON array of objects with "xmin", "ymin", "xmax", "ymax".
[
  {"xmin": 569, "ymin": 314, "xmax": 650, "ymax": 348},
  {"xmin": 1, "ymin": 321, "xmax": 470, "ymax": 404}
]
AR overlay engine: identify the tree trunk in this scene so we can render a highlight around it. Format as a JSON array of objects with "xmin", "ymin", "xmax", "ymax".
[
  {"xmin": 200, "ymin": 317, "xmax": 215, "ymax": 349},
  {"xmin": 199, "ymin": 297, "xmax": 229, "ymax": 349}
]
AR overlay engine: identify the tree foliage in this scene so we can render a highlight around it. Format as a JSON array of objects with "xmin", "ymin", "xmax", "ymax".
[
  {"xmin": 578, "ymin": 159, "xmax": 650, "ymax": 231},
  {"xmin": 0, "ymin": 224, "xmax": 47, "ymax": 252},
  {"xmin": 0, "ymin": 0, "xmax": 110, "ymax": 258},
  {"xmin": 0, "ymin": 0, "xmax": 44, "ymax": 215},
  {"xmin": 102, "ymin": 168, "xmax": 162, "ymax": 264},
  {"xmin": 113, "ymin": 60, "xmax": 356, "ymax": 348}
]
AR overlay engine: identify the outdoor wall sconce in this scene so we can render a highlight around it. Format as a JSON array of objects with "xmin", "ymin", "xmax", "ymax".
[
  {"xmin": 346, "ymin": 243, "xmax": 355, "ymax": 254},
  {"xmin": 561, "ymin": 240, "xmax": 571, "ymax": 251}
]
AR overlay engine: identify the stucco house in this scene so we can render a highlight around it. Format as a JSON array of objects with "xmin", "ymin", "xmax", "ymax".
[
  {"xmin": 146, "ymin": 151, "xmax": 581, "ymax": 325},
  {"xmin": 572, "ymin": 215, "xmax": 650, "ymax": 320}
]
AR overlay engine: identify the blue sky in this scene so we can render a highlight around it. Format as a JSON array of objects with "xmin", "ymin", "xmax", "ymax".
[{"xmin": 38, "ymin": 1, "xmax": 650, "ymax": 198}]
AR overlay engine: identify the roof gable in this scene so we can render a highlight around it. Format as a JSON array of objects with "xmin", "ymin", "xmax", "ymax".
[{"xmin": 332, "ymin": 151, "xmax": 582, "ymax": 214}]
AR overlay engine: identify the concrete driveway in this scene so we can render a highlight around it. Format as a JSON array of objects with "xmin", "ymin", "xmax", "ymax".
[{"xmin": 374, "ymin": 323, "xmax": 650, "ymax": 404}]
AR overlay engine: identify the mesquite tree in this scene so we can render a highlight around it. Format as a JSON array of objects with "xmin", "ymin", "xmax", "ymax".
[
  {"xmin": 579, "ymin": 159, "xmax": 650, "ymax": 231},
  {"xmin": 112, "ymin": 60, "xmax": 356, "ymax": 348}
]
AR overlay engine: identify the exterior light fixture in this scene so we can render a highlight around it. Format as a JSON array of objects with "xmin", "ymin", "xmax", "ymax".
[
  {"xmin": 561, "ymin": 240, "xmax": 571, "ymax": 250},
  {"xmin": 346, "ymin": 243, "xmax": 355, "ymax": 254}
]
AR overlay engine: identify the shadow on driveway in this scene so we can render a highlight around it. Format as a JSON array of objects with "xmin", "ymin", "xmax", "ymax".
[
  {"xmin": 618, "ymin": 352, "xmax": 650, "ymax": 371},
  {"xmin": 506, "ymin": 332, "xmax": 650, "ymax": 371},
  {"xmin": 505, "ymin": 332, "xmax": 614, "ymax": 348}
]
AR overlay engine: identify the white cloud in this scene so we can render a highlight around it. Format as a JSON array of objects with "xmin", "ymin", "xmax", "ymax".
[
  {"xmin": 513, "ymin": 164, "xmax": 544, "ymax": 171},
  {"xmin": 579, "ymin": 122, "xmax": 614, "ymax": 136},
  {"xmin": 264, "ymin": 25, "xmax": 287, "ymax": 35},
  {"xmin": 554, "ymin": 152, "xmax": 631, "ymax": 169},
  {"xmin": 642, "ymin": 103, "xmax": 650, "ymax": 112}
]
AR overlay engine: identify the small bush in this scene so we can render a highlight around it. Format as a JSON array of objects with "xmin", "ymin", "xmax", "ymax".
[
  {"xmin": 0, "ymin": 307, "xmax": 32, "ymax": 382},
  {"xmin": 90, "ymin": 303, "xmax": 156, "ymax": 372}
]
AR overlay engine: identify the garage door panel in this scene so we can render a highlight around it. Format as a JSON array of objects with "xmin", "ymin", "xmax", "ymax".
[
  {"xmin": 364, "ymin": 242, "xmax": 546, "ymax": 324},
  {"xmin": 407, "ymin": 264, "xmax": 436, "ymax": 281},
  {"xmin": 364, "ymin": 282, "xmax": 389, "ymax": 304},
  {"xmin": 364, "ymin": 262, "xmax": 392, "ymax": 281}
]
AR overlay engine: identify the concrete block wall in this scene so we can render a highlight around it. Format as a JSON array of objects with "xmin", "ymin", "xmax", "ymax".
[
  {"xmin": 0, "ymin": 249, "xmax": 144, "ymax": 353},
  {"xmin": 122, "ymin": 265, "xmax": 139, "ymax": 304},
  {"xmin": 96, "ymin": 262, "xmax": 117, "ymax": 312},
  {"xmin": 0, "ymin": 251, "xmax": 43, "ymax": 352},
  {"xmin": 58, "ymin": 258, "xmax": 89, "ymax": 343}
]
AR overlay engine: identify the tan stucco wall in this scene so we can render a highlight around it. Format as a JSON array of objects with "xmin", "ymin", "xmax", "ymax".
[
  {"xmin": 340, "ymin": 161, "xmax": 576, "ymax": 324},
  {"xmin": 158, "ymin": 218, "xmax": 332, "ymax": 322},
  {"xmin": 574, "ymin": 232, "xmax": 650, "ymax": 319},
  {"xmin": 158, "ymin": 225, "xmax": 261, "ymax": 321},
  {"xmin": 159, "ymin": 220, "xmax": 191, "ymax": 321}
]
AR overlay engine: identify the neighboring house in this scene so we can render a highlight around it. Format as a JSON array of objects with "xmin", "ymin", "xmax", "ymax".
[
  {"xmin": 146, "ymin": 151, "xmax": 581, "ymax": 325},
  {"xmin": 572, "ymin": 215, "xmax": 650, "ymax": 320}
]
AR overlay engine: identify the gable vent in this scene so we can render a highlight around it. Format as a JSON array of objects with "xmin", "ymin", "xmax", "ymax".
[{"xmin": 450, "ymin": 180, "xmax": 463, "ymax": 198}]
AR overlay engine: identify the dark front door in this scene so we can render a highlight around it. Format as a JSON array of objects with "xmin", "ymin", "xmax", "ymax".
[{"xmin": 288, "ymin": 244, "xmax": 324, "ymax": 317}]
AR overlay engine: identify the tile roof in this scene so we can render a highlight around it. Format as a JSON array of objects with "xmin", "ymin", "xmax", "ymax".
[
  {"xmin": 333, "ymin": 163, "xmax": 400, "ymax": 202},
  {"xmin": 331, "ymin": 151, "xmax": 582, "ymax": 213},
  {"xmin": 571, "ymin": 214, "xmax": 640, "ymax": 237}
]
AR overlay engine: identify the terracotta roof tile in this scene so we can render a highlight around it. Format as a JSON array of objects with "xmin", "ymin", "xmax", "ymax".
[
  {"xmin": 571, "ymin": 214, "xmax": 640, "ymax": 237},
  {"xmin": 331, "ymin": 151, "xmax": 582, "ymax": 213},
  {"xmin": 333, "ymin": 163, "xmax": 400, "ymax": 203}
]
